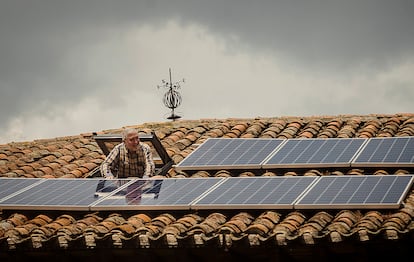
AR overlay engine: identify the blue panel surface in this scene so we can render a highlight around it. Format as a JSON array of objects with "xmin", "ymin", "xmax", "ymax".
[
  {"xmin": 352, "ymin": 137, "xmax": 414, "ymax": 167},
  {"xmin": 192, "ymin": 176, "xmax": 317, "ymax": 209},
  {"xmin": 0, "ymin": 178, "xmax": 129, "ymax": 211},
  {"xmin": 263, "ymin": 138, "xmax": 367, "ymax": 168},
  {"xmin": 175, "ymin": 138, "xmax": 285, "ymax": 170},
  {"xmin": 295, "ymin": 175, "xmax": 414, "ymax": 209},
  {"xmin": 0, "ymin": 178, "xmax": 43, "ymax": 201},
  {"xmin": 91, "ymin": 178, "xmax": 223, "ymax": 210}
]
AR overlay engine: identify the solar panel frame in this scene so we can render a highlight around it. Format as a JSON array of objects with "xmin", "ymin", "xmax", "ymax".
[
  {"xmin": 352, "ymin": 137, "xmax": 414, "ymax": 167},
  {"xmin": 191, "ymin": 176, "xmax": 318, "ymax": 210},
  {"xmin": 294, "ymin": 175, "xmax": 414, "ymax": 209},
  {"xmin": 174, "ymin": 138, "xmax": 286, "ymax": 171},
  {"xmin": 263, "ymin": 138, "xmax": 367, "ymax": 168},
  {"xmin": 91, "ymin": 177, "xmax": 224, "ymax": 211},
  {"xmin": 0, "ymin": 178, "xmax": 133, "ymax": 211}
]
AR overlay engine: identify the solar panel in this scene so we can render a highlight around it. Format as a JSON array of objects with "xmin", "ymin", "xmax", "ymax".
[
  {"xmin": 191, "ymin": 176, "xmax": 318, "ymax": 210},
  {"xmin": 263, "ymin": 138, "xmax": 367, "ymax": 168},
  {"xmin": 352, "ymin": 137, "xmax": 414, "ymax": 167},
  {"xmin": 0, "ymin": 178, "xmax": 130, "ymax": 211},
  {"xmin": 175, "ymin": 138, "xmax": 285, "ymax": 171},
  {"xmin": 91, "ymin": 178, "xmax": 223, "ymax": 211},
  {"xmin": 0, "ymin": 178, "xmax": 44, "ymax": 202},
  {"xmin": 294, "ymin": 175, "xmax": 414, "ymax": 209}
]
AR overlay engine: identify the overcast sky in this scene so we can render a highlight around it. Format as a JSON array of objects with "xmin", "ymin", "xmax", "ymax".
[{"xmin": 1, "ymin": 0, "xmax": 413, "ymax": 143}]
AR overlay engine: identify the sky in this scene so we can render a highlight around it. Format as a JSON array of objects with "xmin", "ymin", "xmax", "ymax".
[{"xmin": 1, "ymin": 0, "xmax": 414, "ymax": 143}]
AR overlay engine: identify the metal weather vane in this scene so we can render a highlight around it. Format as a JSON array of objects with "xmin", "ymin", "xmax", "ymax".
[{"xmin": 157, "ymin": 68, "xmax": 185, "ymax": 120}]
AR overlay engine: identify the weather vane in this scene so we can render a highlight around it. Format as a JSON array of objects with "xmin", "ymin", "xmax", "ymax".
[{"xmin": 157, "ymin": 68, "xmax": 185, "ymax": 121}]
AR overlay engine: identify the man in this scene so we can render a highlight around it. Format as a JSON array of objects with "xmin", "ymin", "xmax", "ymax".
[{"xmin": 100, "ymin": 128, "xmax": 155, "ymax": 178}]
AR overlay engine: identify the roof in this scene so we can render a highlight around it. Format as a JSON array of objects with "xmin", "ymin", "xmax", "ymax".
[{"xmin": 1, "ymin": 113, "xmax": 414, "ymax": 261}]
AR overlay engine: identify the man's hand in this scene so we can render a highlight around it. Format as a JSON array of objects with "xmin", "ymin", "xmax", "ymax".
[{"xmin": 105, "ymin": 172, "xmax": 115, "ymax": 179}]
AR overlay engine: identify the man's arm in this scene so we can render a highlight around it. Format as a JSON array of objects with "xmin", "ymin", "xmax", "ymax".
[
  {"xmin": 100, "ymin": 145, "xmax": 120, "ymax": 179},
  {"xmin": 143, "ymin": 144, "xmax": 155, "ymax": 177}
]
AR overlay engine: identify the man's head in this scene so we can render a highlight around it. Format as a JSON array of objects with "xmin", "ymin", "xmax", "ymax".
[{"xmin": 122, "ymin": 128, "xmax": 140, "ymax": 151}]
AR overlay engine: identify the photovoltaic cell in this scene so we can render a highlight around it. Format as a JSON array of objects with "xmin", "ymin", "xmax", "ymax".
[
  {"xmin": 0, "ymin": 178, "xmax": 129, "ymax": 211},
  {"xmin": 294, "ymin": 175, "xmax": 414, "ymax": 209},
  {"xmin": 352, "ymin": 137, "xmax": 414, "ymax": 167},
  {"xmin": 0, "ymin": 178, "xmax": 44, "ymax": 201},
  {"xmin": 263, "ymin": 138, "xmax": 367, "ymax": 168},
  {"xmin": 175, "ymin": 138, "xmax": 285, "ymax": 171},
  {"xmin": 192, "ymin": 176, "xmax": 317, "ymax": 209},
  {"xmin": 91, "ymin": 178, "xmax": 223, "ymax": 211}
]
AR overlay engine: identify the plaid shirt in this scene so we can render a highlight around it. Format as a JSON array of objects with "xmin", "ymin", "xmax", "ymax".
[{"xmin": 100, "ymin": 142, "xmax": 155, "ymax": 178}]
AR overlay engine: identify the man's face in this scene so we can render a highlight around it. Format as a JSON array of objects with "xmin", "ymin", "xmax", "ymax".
[{"xmin": 125, "ymin": 132, "xmax": 140, "ymax": 151}]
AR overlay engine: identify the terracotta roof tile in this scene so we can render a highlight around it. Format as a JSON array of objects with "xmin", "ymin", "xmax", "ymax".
[{"xmin": 1, "ymin": 113, "xmax": 414, "ymax": 257}]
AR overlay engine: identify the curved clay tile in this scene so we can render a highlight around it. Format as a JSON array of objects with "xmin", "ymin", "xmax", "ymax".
[
  {"xmin": 218, "ymin": 212, "xmax": 254, "ymax": 235},
  {"xmin": 240, "ymin": 133, "xmax": 255, "ymax": 138},
  {"xmin": 273, "ymin": 211, "xmax": 306, "ymax": 245},
  {"xmin": 132, "ymin": 213, "xmax": 177, "ymax": 248},
  {"xmin": 223, "ymin": 131, "xmax": 239, "ymax": 138},
  {"xmin": 325, "ymin": 210, "xmax": 360, "ymax": 243},
  {"xmin": 346, "ymin": 169, "xmax": 364, "ymax": 175},
  {"xmin": 189, "ymin": 212, "xmax": 226, "ymax": 237},
  {"xmin": 330, "ymin": 170, "xmax": 345, "ymax": 176},
  {"xmin": 30, "ymin": 215, "xmax": 76, "ymax": 249},
  {"xmin": 214, "ymin": 170, "xmax": 231, "ymax": 177},
  {"xmin": 185, "ymin": 133, "xmax": 200, "ymax": 143},
  {"xmin": 298, "ymin": 211, "xmax": 333, "ymax": 244},
  {"xmin": 279, "ymin": 126, "xmax": 299, "ymax": 139},
  {"xmin": 109, "ymin": 214, "xmax": 150, "ymax": 248},
  {"xmin": 192, "ymin": 171, "xmax": 210, "ymax": 178},
  {"xmin": 358, "ymin": 129, "xmax": 376, "ymax": 138},
  {"xmin": 245, "ymin": 211, "xmax": 281, "ymax": 236},
  {"xmin": 337, "ymin": 126, "xmax": 358, "ymax": 138},
  {"xmin": 0, "ymin": 213, "xmax": 28, "ymax": 238},
  {"xmin": 243, "ymin": 122, "xmax": 266, "ymax": 137},
  {"xmin": 165, "ymin": 134, "xmax": 183, "ymax": 145},
  {"xmin": 232, "ymin": 123, "xmax": 249, "ymax": 134},
  {"xmin": 299, "ymin": 131, "xmax": 314, "ymax": 138},
  {"xmin": 80, "ymin": 162, "xmax": 98, "ymax": 172},
  {"xmin": 318, "ymin": 127, "xmax": 337, "ymax": 138},
  {"xmin": 382, "ymin": 210, "xmax": 412, "ymax": 239},
  {"xmin": 83, "ymin": 214, "xmax": 126, "ymax": 248},
  {"xmin": 352, "ymin": 211, "xmax": 384, "ymax": 241},
  {"xmin": 397, "ymin": 117, "xmax": 414, "ymax": 136},
  {"xmin": 276, "ymin": 212, "xmax": 307, "ymax": 233},
  {"xmin": 170, "ymin": 171, "xmax": 187, "ymax": 178},
  {"xmin": 5, "ymin": 214, "xmax": 53, "ymax": 249},
  {"xmin": 304, "ymin": 169, "xmax": 322, "ymax": 176},
  {"xmin": 262, "ymin": 171, "xmax": 277, "ymax": 177},
  {"xmin": 172, "ymin": 155, "xmax": 184, "ymax": 165},
  {"xmin": 162, "ymin": 214, "xmax": 204, "ymax": 247},
  {"xmin": 377, "ymin": 132, "xmax": 393, "ymax": 137},
  {"xmin": 373, "ymin": 170, "xmax": 389, "ymax": 175},
  {"xmin": 395, "ymin": 169, "xmax": 410, "ymax": 175},
  {"xmin": 361, "ymin": 211, "xmax": 384, "ymax": 229},
  {"xmin": 151, "ymin": 213, "xmax": 176, "ymax": 228},
  {"xmin": 175, "ymin": 138, "xmax": 192, "ymax": 151},
  {"xmin": 378, "ymin": 120, "xmax": 400, "ymax": 137},
  {"xmin": 205, "ymin": 122, "xmax": 232, "ymax": 137},
  {"xmin": 284, "ymin": 171, "xmax": 298, "ymax": 176},
  {"xmin": 238, "ymin": 171, "xmax": 255, "ymax": 177},
  {"xmin": 187, "ymin": 213, "xmax": 226, "ymax": 246},
  {"xmin": 189, "ymin": 127, "xmax": 207, "ymax": 137},
  {"xmin": 261, "ymin": 130, "xmax": 278, "ymax": 138},
  {"xmin": 262, "ymin": 124, "xmax": 286, "ymax": 136},
  {"xmin": 57, "ymin": 214, "xmax": 102, "ymax": 247}
]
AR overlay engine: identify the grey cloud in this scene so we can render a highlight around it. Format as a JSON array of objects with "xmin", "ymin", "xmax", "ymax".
[{"xmin": 0, "ymin": 0, "xmax": 413, "ymax": 142}]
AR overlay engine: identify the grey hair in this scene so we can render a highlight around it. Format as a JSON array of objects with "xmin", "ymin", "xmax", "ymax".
[{"xmin": 122, "ymin": 128, "xmax": 138, "ymax": 141}]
